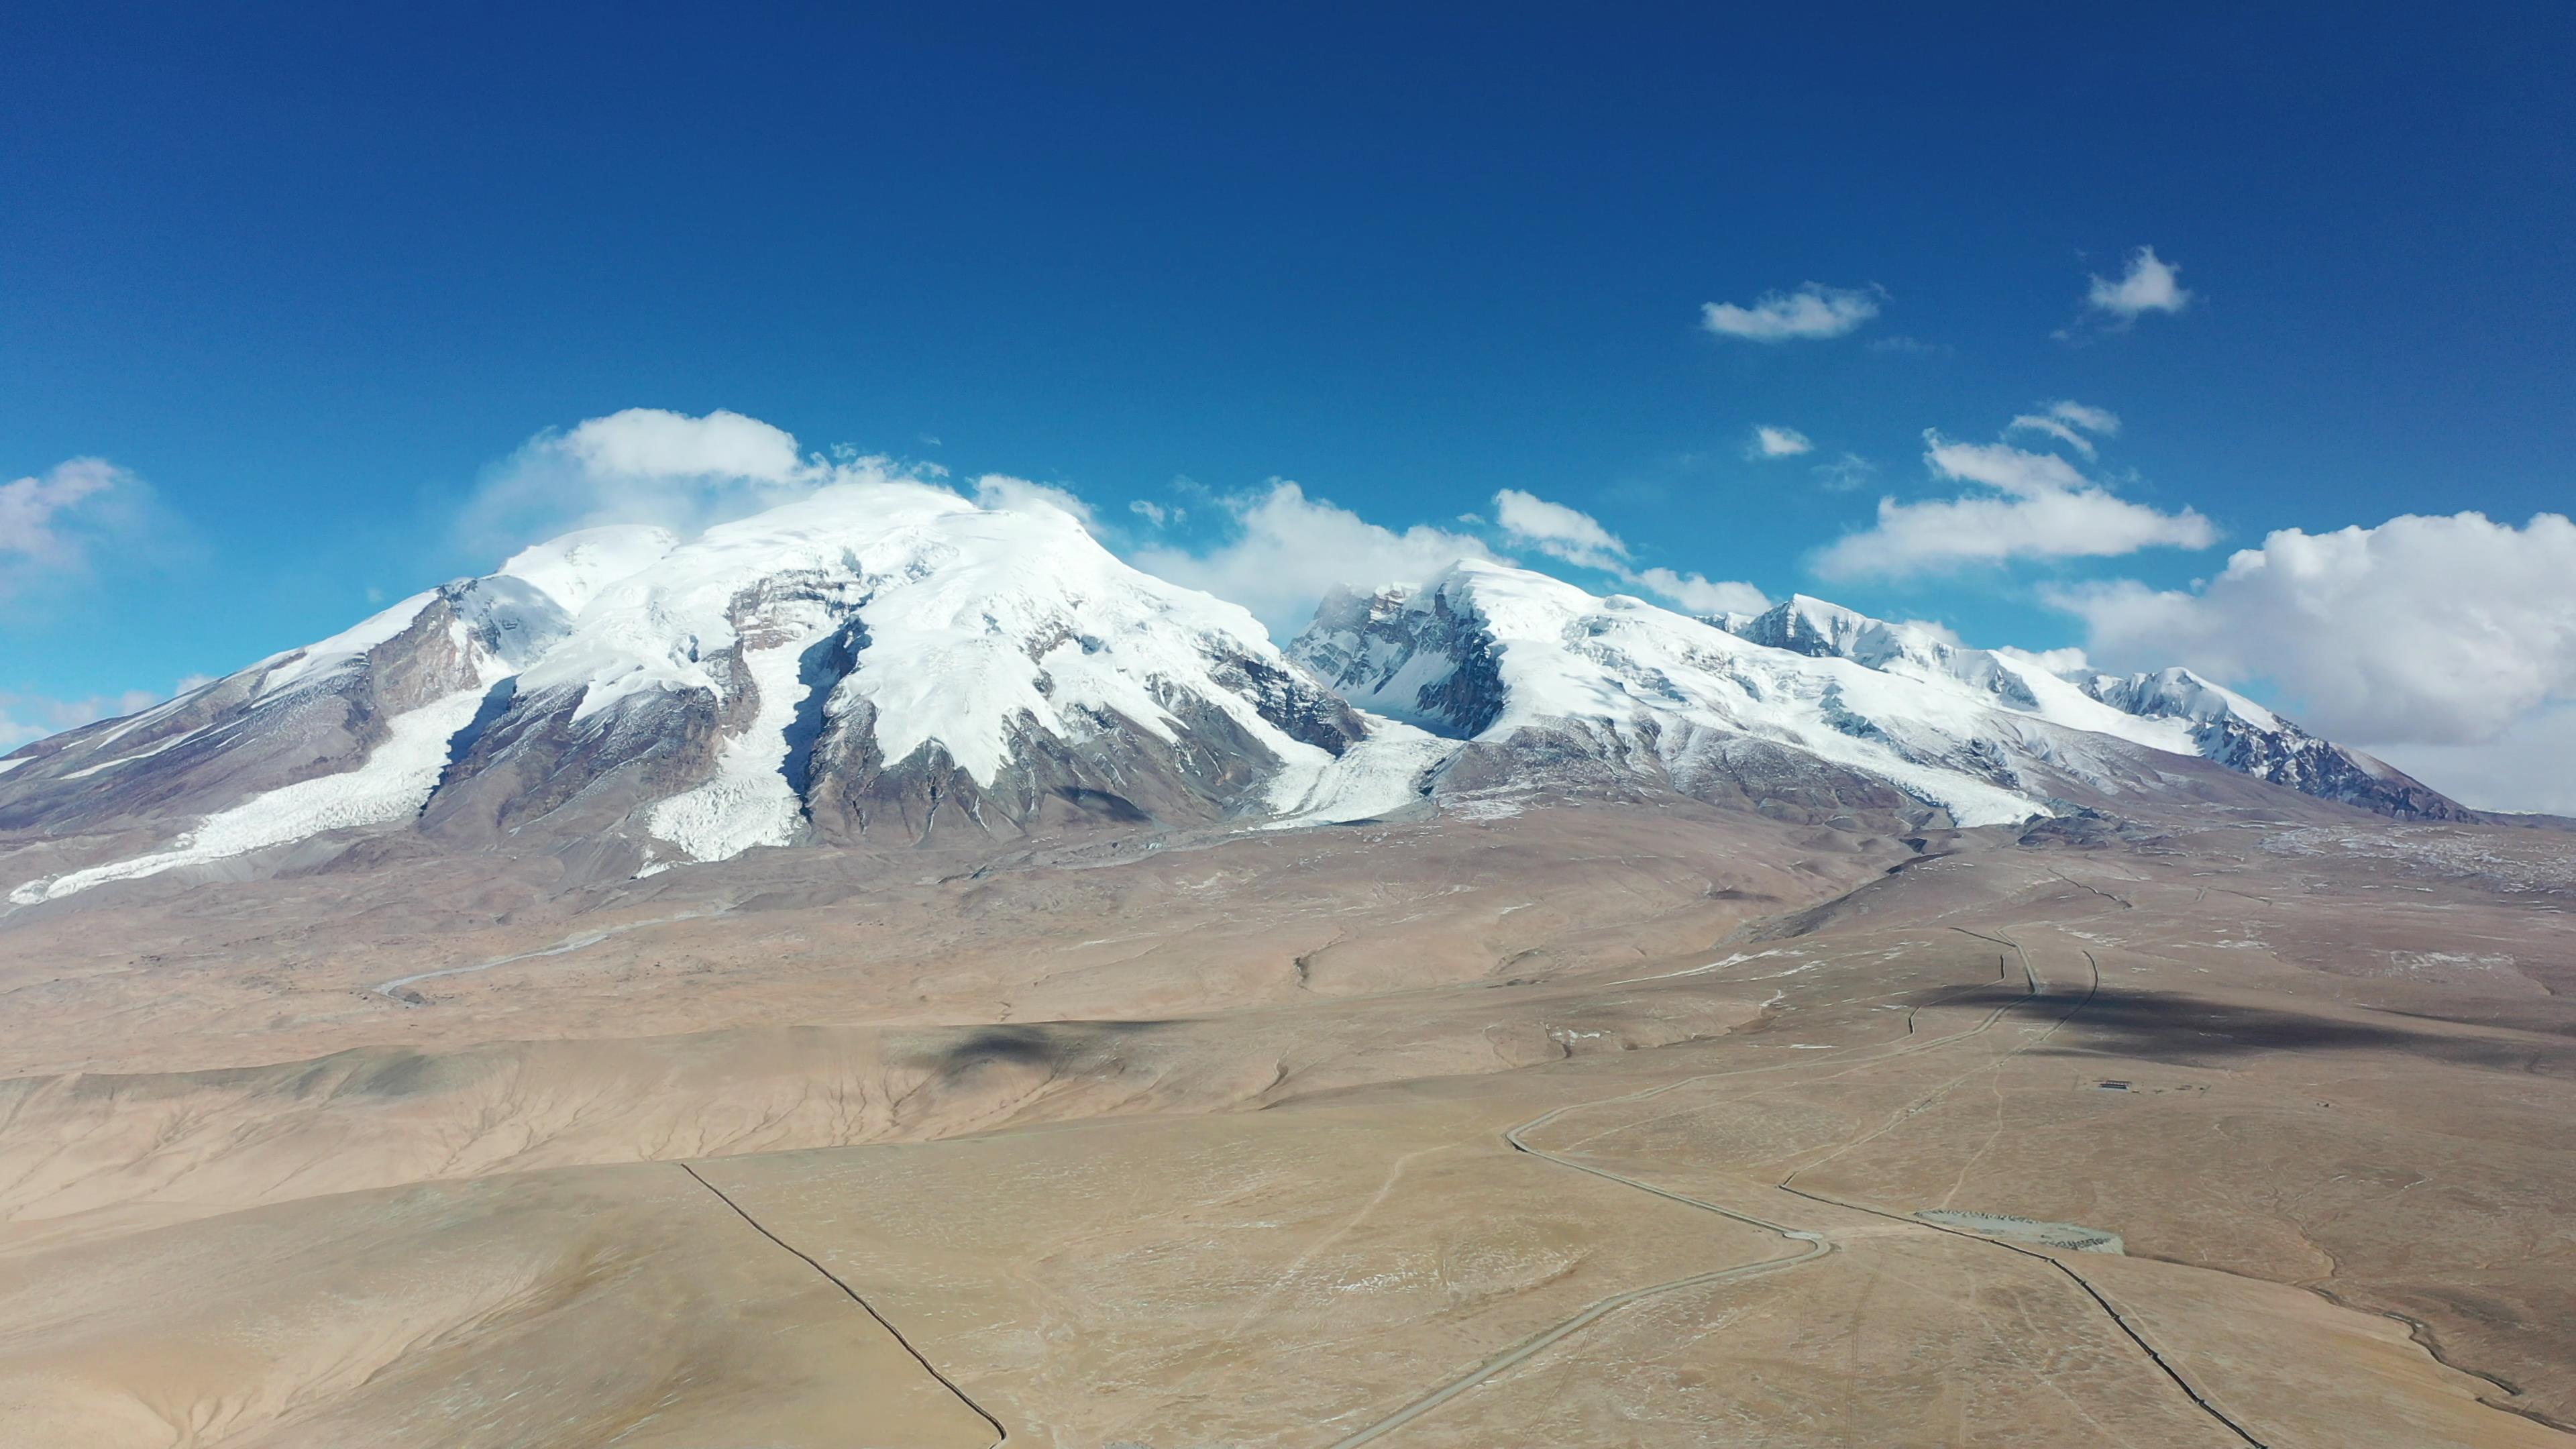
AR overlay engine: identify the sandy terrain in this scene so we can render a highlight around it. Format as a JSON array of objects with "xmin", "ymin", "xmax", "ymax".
[{"xmin": 1, "ymin": 793, "xmax": 2571, "ymax": 1445}]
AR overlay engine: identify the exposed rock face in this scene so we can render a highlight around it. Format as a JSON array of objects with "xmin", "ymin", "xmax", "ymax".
[{"xmin": 2071, "ymin": 667, "xmax": 2467, "ymax": 821}]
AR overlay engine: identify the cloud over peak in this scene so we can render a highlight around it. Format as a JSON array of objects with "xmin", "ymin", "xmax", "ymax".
[
  {"xmin": 1701, "ymin": 284, "xmax": 1881, "ymax": 341},
  {"xmin": 1492, "ymin": 489, "xmax": 1763, "ymax": 615},
  {"xmin": 460, "ymin": 407, "xmax": 928, "ymax": 548},
  {"xmin": 1132, "ymin": 481, "xmax": 1499, "ymax": 639}
]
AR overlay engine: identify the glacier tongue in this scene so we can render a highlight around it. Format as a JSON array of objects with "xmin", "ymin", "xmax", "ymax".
[{"xmin": 1261, "ymin": 716, "xmax": 1455, "ymax": 828}]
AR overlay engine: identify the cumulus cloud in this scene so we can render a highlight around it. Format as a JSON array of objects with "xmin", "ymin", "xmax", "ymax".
[
  {"xmin": 1749, "ymin": 426, "xmax": 1814, "ymax": 460},
  {"xmin": 1700, "ymin": 284, "xmax": 1880, "ymax": 341},
  {"xmin": 1, "ymin": 458, "xmax": 154, "ymax": 592},
  {"xmin": 1812, "ymin": 424, "xmax": 2214, "ymax": 580},
  {"xmin": 1132, "ymin": 482, "xmax": 1500, "ymax": 637},
  {"xmin": 1491, "ymin": 490, "xmax": 1766, "ymax": 616},
  {"xmin": 2005, "ymin": 400, "xmax": 2122, "ymax": 458},
  {"xmin": 2050, "ymin": 512, "xmax": 2576, "ymax": 756},
  {"xmin": 458, "ymin": 407, "xmax": 930, "ymax": 549},
  {"xmin": 2080, "ymin": 246, "xmax": 2192, "ymax": 324}
]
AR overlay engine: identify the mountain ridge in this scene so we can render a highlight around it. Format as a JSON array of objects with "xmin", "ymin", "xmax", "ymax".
[{"xmin": 1, "ymin": 493, "xmax": 2467, "ymax": 908}]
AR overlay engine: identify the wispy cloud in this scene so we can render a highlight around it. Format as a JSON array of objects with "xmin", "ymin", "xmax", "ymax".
[
  {"xmin": 1492, "ymin": 490, "xmax": 1764, "ymax": 614},
  {"xmin": 2005, "ymin": 400, "xmax": 2122, "ymax": 458},
  {"xmin": 1, "ymin": 458, "xmax": 157, "ymax": 593},
  {"xmin": 1812, "ymin": 453, "xmax": 1878, "ymax": 492},
  {"xmin": 0, "ymin": 685, "xmax": 174, "ymax": 751},
  {"xmin": 1812, "ymin": 418, "xmax": 2213, "ymax": 578},
  {"xmin": 1700, "ymin": 284, "xmax": 1881, "ymax": 341}
]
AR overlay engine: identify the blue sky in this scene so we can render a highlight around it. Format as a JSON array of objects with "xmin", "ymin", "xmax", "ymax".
[{"xmin": 5, "ymin": 4, "xmax": 2573, "ymax": 806}]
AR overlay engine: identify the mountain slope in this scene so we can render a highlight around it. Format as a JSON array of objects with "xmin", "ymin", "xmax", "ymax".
[
  {"xmin": 1, "ymin": 488, "xmax": 1433, "ymax": 905},
  {"xmin": 1290, "ymin": 565, "xmax": 2465, "ymax": 828},
  {"xmin": 2, "ymin": 513, "xmax": 2466, "ymax": 910},
  {"xmin": 1721, "ymin": 595, "xmax": 2466, "ymax": 820}
]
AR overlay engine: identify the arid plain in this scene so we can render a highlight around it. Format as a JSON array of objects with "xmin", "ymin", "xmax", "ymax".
[{"xmin": 2, "ymin": 791, "xmax": 2571, "ymax": 1448}]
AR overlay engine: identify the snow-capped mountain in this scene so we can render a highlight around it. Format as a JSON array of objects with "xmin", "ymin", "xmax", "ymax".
[
  {"xmin": 0, "ymin": 484, "xmax": 1437, "ymax": 904},
  {"xmin": 1289, "ymin": 565, "xmax": 2465, "ymax": 829},
  {"xmin": 1718, "ymin": 595, "xmax": 2462, "ymax": 820},
  {"xmin": 0, "ymin": 501, "xmax": 2465, "ymax": 909}
]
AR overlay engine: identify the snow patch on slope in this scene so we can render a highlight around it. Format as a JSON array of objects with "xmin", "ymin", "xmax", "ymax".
[
  {"xmin": 497, "ymin": 525, "xmax": 680, "ymax": 614},
  {"xmin": 12, "ymin": 689, "xmax": 487, "ymax": 904},
  {"xmin": 255, "ymin": 590, "xmax": 442, "ymax": 697},
  {"xmin": 61, "ymin": 728, "xmax": 207, "ymax": 780}
]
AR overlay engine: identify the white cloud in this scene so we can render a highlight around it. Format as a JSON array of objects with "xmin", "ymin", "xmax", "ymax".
[
  {"xmin": 1, "ymin": 458, "xmax": 150, "ymax": 590},
  {"xmin": 1128, "ymin": 499, "xmax": 1176, "ymax": 527},
  {"xmin": 1491, "ymin": 490, "xmax": 1766, "ymax": 616},
  {"xmin": 1493, "ymin": 488, "xmax": 1629, "ymax": 570},
  {"xmin": 2051, "ymin": 511, "xmax": 2576, "ymax": 751},
  {"xmin": 1813, "ymin": 428, "xmax": 2214, "ymax": 578},
  {"xmin": 1700, "ymin": 284, "xmax": 1880, "ymax": 341},
  {"xmin": 2365, "ymin": 705, "xmax": 2576, "ymax": 816},
  {"xmin": 1132, "ymin": 481, "xmax": 1499, "ymax": 637},
  {"xmin": 1749, "ymin": 426, "xmax": 1814, "ymax": 460},
  {"xmin": 557, "ymin": 408, "xmax": 806, "ymax": 483},
  {"xmin": 1920, "ymin": 435, "xmax": 2094, "ymax": 496},
  {"xmin": 2006, "ymin": 400, "xmax": 2123, "ymax": 458},
  {"xmin": 1629, "ymin": 567, "xmax": 1767, "ymax": 616},
  {"xmin": 2083, "ymin": 246, "xmax": 2192, "ymax": 322},
  {"xmin": 2045, "ymin": 400, "xmax": 2121, "ymax": 435},
  {"xmin": 973, "ymin": 474, "xmax": 1096, "ymax": 527},
  {"xmin": 460, "ymin": 407, "xmax": 926, "ymax": 548}
]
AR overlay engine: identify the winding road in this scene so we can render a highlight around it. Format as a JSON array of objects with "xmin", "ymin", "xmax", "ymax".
[{"xmin": 1324, "ymin": 930, "xmax": 2270, "ymax": 1448}]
